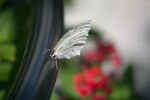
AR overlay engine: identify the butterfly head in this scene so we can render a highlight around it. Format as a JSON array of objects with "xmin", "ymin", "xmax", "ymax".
[{"xmin": 50, "ymin": 50, "xmax": 56, "ymax": 59}]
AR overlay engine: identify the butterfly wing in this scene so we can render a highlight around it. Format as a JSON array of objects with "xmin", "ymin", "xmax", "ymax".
[{"xmin": 53, "ymin": 20, "xmax": 91, "ymax": 59}]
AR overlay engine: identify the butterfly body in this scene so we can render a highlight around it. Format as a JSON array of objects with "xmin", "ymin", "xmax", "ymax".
[{"xmin": 49, "ymin": 50, "xmax": 56, "ymax": 59}]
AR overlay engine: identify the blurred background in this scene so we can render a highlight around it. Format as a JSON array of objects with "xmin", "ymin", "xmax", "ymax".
[{"xmin": 0, "ymin": 0, "xmax": 150, "ymax": 100}]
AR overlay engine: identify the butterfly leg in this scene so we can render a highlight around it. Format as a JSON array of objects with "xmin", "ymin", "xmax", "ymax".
[{"xmin": 55, "ymin": 59, "xmax": 58, "ymax": 70}]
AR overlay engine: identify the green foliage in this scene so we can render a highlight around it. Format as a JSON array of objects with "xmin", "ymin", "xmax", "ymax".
[
  {"xmin": 0, "ymin": 63, "xmax": 12, "ymax": 82},
  {"xmin": 122, "ymin": 64, "xmax": 133, "ymax": 85},
  {"xmin": 109, "ymin": 65, "xmax": 133, "ymax": 100},
  {"xmin": 63, "ymin": 0, "xmax": 74, "ymax": 6},
  {"xmin": 0, "ymin": 0, "xmax": 4, "ymax": 7},
  {"xmin": 0, "ymin": 8, "xmax": 17, "ymax": 100},
  {"xmin": 59, "ymin": 59, "xmax": 79, "ymax": 98},
  {"xmin": 0, "ymin": 10, "xmax": 16, "ymax": 44},
  {"xmin": 88, "ymin": 29, "xmax": 101, "ymax": 39},
  {"xmin": 109, "ymin": 84, "xmax": 131, "ymax": 100},
  {"xmin": 0, "ymin": 90, "xmax": 5, "ymax": 100},
  {"xmin": 51, "ymin": 90, "xmax": 59, "ymax": 100},
  {"xmin": 0, "ymin": 2, "xmax": 30, "ymax": 100},
  {"xmin": 109, "ymin": 65, "xmax": 142, "ymax": 100},
  {"xmin": 51, "ymin": 58, "xmax": 81, "ymax": 99},
  {"xmin": 0, "ymin": 44, "xmax": 16, "ymax": 61}
]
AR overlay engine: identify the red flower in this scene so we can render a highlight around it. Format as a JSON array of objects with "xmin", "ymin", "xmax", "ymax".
[
  {"xmin": 83, "ymin": 67, "xmax": 103, "ymax": 88},
  {"xmin": 105, "ymin": 44, "xmax": 116, "ymax": 54},
  {"xmin": 96, "ymin": 76, "xmax": 112, "ymax": 94},
  {"xmin": 96, "ymin": 40, "xmax": 117, "ymax": 55},
  {"xmin": 73, "ymin": 39, "xmax": 122, "ymax": 99},
  {"xmin": 84, "ymin": 40, "xmax": 121, "ymax": 65},
  {"xmin": 84, "ymin": 51, "xmax": 97, "ymax": 62},
  {"xmin": 73, "ymin": 67, "xmax": 112, "ymax": 99},
  {"xmin": 73, "ymin": 74, "xmax": 92, "ymax": 98},
  {"xmin": 111, "ymin": 55, "xmax": 122, "ymax": 68},
  {"xmin": 84, "ymin": 67, "xmax": 111, "ymax": 94},
  {"xmin": 84, "ymin": 40, "xmax": 122, "ymax": 69},
  {"xmin": 84, "ymin": 51, "xmax": 104, "ymax": 63}
]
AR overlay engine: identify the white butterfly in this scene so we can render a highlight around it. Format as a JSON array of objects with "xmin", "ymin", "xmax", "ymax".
[{"xmin": 46, "ymin": 20, "xmax": 91, "ymax": 69}]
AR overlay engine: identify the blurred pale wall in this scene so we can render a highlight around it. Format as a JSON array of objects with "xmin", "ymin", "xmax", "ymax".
[{"xmin": 64, "ymin": 0, "xmax": 150, "ymax": 99}]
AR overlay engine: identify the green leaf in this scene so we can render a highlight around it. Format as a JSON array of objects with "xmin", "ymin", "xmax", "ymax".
[
  {"xmin": 0, "ymin": 62, "xmax": 12, "ymax": 82},
  {"xmin": 63, "ymin": 0, "xmax": 74, "ymax": 5},
  {"xmin": 51, "ymin": 90, "xmax": 59, "ymax": 100},
  {"xmin": 122, "ymin": 64, "xmax": 133, "ymax": 85},
  {"xmin": 58, "ymin": 59, "xmax": 80, "ymax": 98},
  {"xmin": 109, "ymin": 84, "xmax": 131, "ymax": 100},
  {"xmin": 0, "ymin": 9, "xmax": 16, "ymax": 44},
  {"xmin": 108, "ymin": 65, "xmax": 134, "ymax": 100},
  {"xmin": 89, "ymin": 29, "xmax": 101, "ymax": 38},
  {"xmin": 0, "ymin": 90, "xmax": 5, "ymax": 100},
  {"xmin": 0, "ymin": 44, "xmax": 16, "ymax": 61},
  {"xmin": 0, "ymin": 0, "xmax": 4, "ymax": 7}
]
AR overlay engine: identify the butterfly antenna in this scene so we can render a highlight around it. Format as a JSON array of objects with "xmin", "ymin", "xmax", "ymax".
[{"xmin": 41, "ymin": 48, "xmax": 51, "ymax": 55}]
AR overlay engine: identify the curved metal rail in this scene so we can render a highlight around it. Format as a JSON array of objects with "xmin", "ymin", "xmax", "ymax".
[{"xmin": 6, "ymin": 0, "xmax": 64, "ymax": 99}]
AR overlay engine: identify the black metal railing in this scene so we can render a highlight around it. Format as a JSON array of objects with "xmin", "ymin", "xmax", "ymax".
[{"xmin": 6, "ymin": 0, "xmax": 64, "ymax": 99}]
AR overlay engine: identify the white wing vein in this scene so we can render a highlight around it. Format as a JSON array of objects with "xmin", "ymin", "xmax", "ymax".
[{"xmin": 53, "ymin": 20, "xmax": 91, "ymax": 59}]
